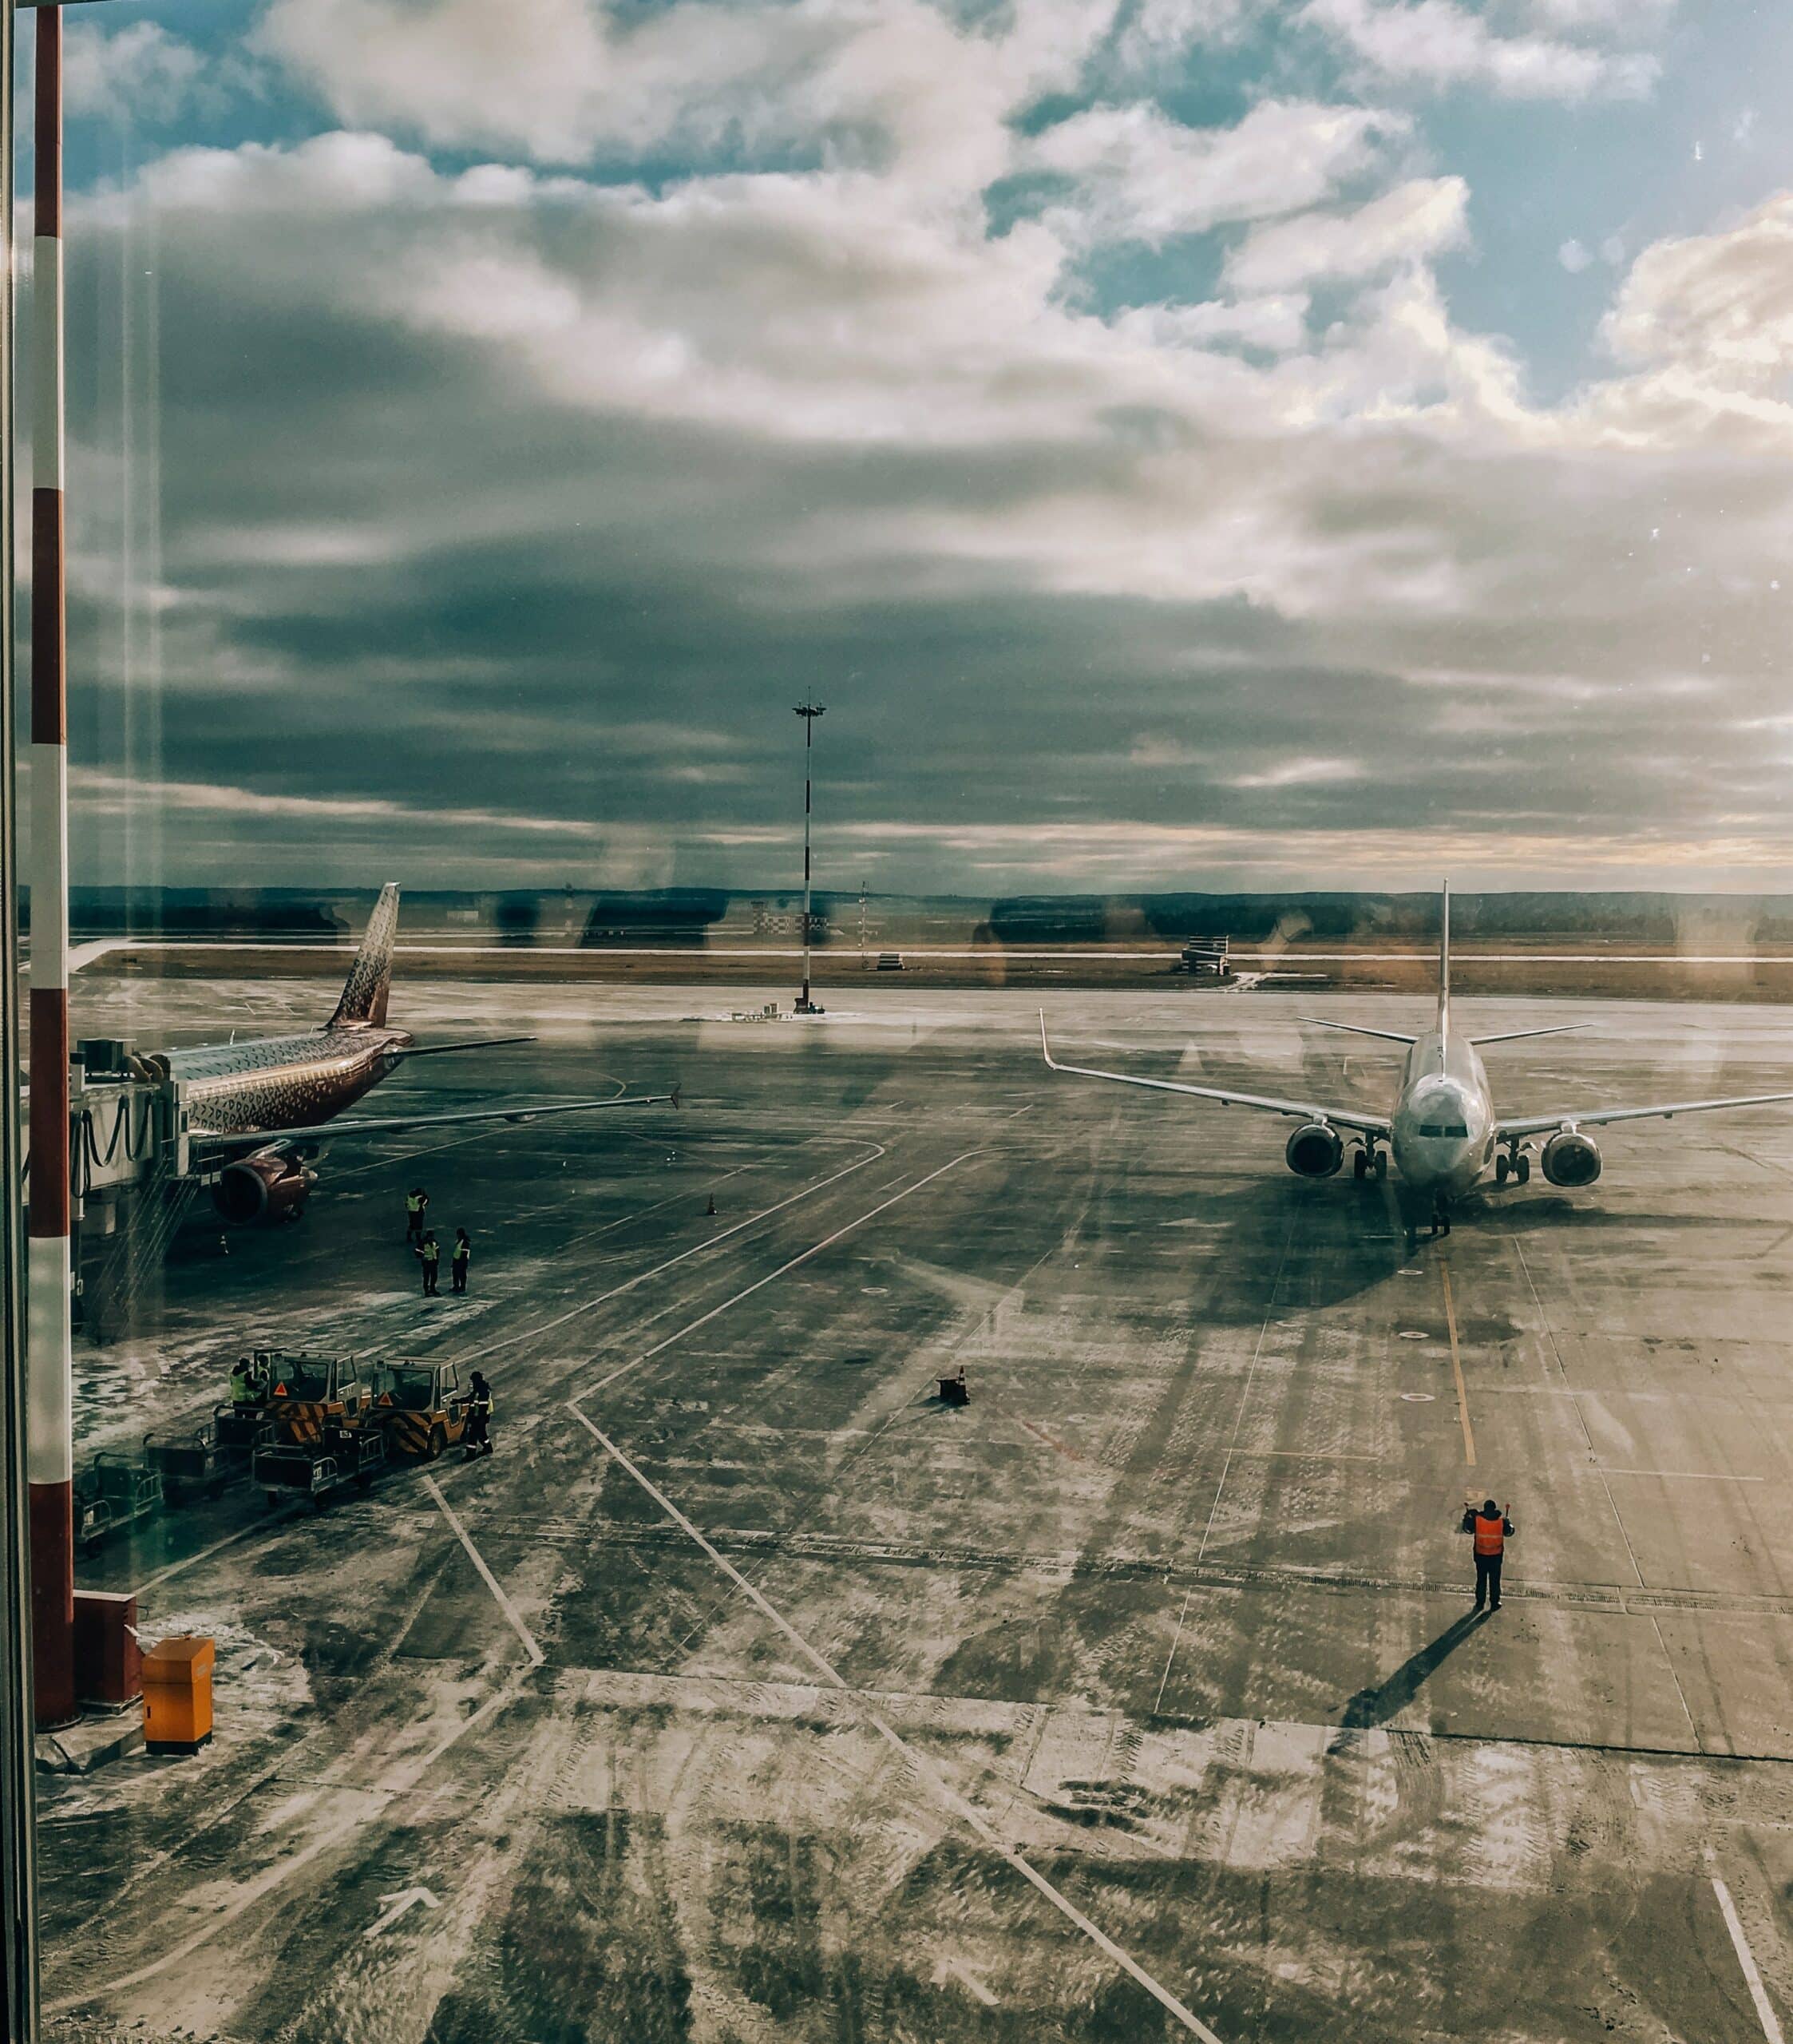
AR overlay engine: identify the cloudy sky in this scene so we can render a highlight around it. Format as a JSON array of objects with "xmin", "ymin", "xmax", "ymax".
[{"xmin": 36, "ymin": 0, "xmax": 1793, "ymax": 893}]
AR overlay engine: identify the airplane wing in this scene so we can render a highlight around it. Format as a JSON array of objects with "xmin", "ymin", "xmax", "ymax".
[
  {"xmin": 1041, "ymin": 1014, "xmax": 1391, "ymax": 1135},
  {"xmin": 1298, "ymin": 1017, "xmax": 1417, "ymax": 1046},
  {"xmin": 194, "ymin": 1087, "xmax": 680, "ymax": 1159},
  {"xmin": 1470, "ymin": 1024, "xmax": 1591, "ymax": 1048},
  {"xmin": 390, "ymin": 1036, "xmax": 538, "ymax": 1059},
  {"xmin": 1498, "ymin": 1088, "xmax": 1793, "ymax": 1140}
]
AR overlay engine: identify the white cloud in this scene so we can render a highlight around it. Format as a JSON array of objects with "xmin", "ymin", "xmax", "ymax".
[
  {"xmin": 1225, "ymin": 176, "xmax": 1469, "ymax": 292},
  {"xmin": 1115, "ymin": 294, "xmax": 1312, "ymax": 354},
  {"xmin": 57, "ymin": 118, "xmax": 1793, "ymax": 889},
  {"xmin": 1304, "ymin": 0, "xmax": 1659, "ymax": 101},
  {"xmin": 1229, "ymin": 755, "xmax": 1364, "ymax": 788},
  {"xmin": 1558, "ymin": 237, "xmax": 1591, "ymax": 271},
  {"xmin": 259, "ymin": 0, "xmax": 1116, "ymax": 195},
  {"xmin": 64, "ymin": 21, "xmax": 208, "ymax": 123},
  {"xmin": 70, "ymin": 766, "xmax": 611, "ymax": 840},
  {"xmin": 1589, "ymin": 193, "xmax": 1793, "ymax": 438},
  {"xmin": 1110, "ymin": 0, "xmax": 1250, "ymax": 69},
  {"xmin": 1027, "ymin": 98, "xmax": 1403, "ymax": 248}
]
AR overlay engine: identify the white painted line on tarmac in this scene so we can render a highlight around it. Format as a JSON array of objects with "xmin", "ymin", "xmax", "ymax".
[
  {"xmin": 1153, "ymin": 1590, "xmax": 1192, "ymax": 1715},
  {"xmin": 422, "ymin": 1475, "xmax": 544, "ymax": 1666},
  {"xmin": 1597, "ymin": 1468, "xmax": 1766, "ymax": 1483},
  {"xmin": 937, "ymin": 1955, "xmax": 999, "ymax": 2006},
  {"xmin": 568, "ymin": 1405, "xmax": 1227, "ymax": 2044},
  {"xmin": 462, "ymin": 1139, "xmax": 887, "ymax": 1365},
  {"xmin": 1707, "ymin": 1849, "xmax": 1788, "ymax": 2044},
  {"xmin": 573, "ymin": 1151, "xmax": 980, "ymax": 1401}
]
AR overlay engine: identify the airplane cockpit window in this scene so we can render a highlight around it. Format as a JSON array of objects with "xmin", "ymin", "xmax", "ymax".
[{"xmin": 23, "ymin": 3, "xmax": 1793, "ymax": 2040}]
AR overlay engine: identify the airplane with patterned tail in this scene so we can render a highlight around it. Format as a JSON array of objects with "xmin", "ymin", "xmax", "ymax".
[
  {"xmin": 1042, "ymin": 881, "xmax": 1793, "ymax": 1226},
  {"xmin": 152, "ymin": 882, "xmax": 677, "ymax": 1223}
]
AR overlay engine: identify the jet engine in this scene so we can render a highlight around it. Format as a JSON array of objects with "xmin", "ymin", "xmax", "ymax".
[
  {"xmin": 1541, "ymin": 1129, "xmax": 1602, "ymax": 1187},
  {"xmin": 212, "ymin": 1154, "xmax": 314, "ymax": 1224},
  {"xmin": 1284, "ymin": 1123, "xmax": 1344, "ymax": 1178}
]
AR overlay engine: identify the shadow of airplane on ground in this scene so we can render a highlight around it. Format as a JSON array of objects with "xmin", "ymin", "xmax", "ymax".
[{"xmin": 1338, "ymin": 1610, "xmax": 1487, "ymax": 1730}]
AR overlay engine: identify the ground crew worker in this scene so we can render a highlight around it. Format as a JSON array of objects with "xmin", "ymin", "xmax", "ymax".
[
  {"xmin": 451, "ymin": 1228, "xmax": 471, "ymax": 1295},
  {"xmin": 406, "ymin": 1186, "xmax": 429, "ymax": 1246},
  {"xmin": 463, "ymin": 1371, "xmax": 493, "ymax": 1459},
  {"xmin": 420, "ymin": 1231, "xmax": 441, "ymax": 1297},
  {"xmin": 1461, "ymin": 1496, "xmax": 1514, "ymax": 1611},
  {"xmin": 228, "ymin": 1356, "xmax": 259, "ymax": 1407}
]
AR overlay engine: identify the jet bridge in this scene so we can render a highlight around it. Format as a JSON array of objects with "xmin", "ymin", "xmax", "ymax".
[{"xmin": 60, "ymin": 1040, "xmax": 194, "ymax": 1343}]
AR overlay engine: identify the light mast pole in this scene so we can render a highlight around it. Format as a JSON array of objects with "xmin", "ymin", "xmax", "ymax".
[{"xmin": 793, "ymin": 702, "xmax": 824, "ymax": 1013}]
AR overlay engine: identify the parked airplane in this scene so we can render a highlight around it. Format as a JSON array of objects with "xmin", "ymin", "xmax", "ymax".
[
  {"xmin": 1042, "ymin": 883, "xmax": 1793, "ymax": 1218},
  {"xmin": 143, "ymin": 883, "xmax": 676, "ymax": 1222}
]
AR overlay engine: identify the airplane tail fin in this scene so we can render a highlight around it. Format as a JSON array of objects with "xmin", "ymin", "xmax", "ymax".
[
  {"xmin": 327, "ymin": 883, "xmax": 399, "ymax": 1030},
  {"xmin": 1437, "ymin": 879, "xmax": 1451, "ymax": 1040}
]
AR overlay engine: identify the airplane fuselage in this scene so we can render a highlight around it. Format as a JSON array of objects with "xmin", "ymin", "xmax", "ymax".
[
  {"xmin": 168, "ymin": 1025, "xmax": 415, "ymax": 1140},
  {"xmin": 1388, "ymin": 1031, "xmax": 1494, "ymax": 1197}
]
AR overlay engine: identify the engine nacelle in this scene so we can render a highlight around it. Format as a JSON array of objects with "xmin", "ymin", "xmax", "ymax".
[
  {"xmin": 1285, "ymin": 1123, "xmax": 1344, "ymax": 1178},
  {"xmin": 1541, "ymin": 1129, "xmax": 1602, "ymax": 1187},
  {"xmin": 213, "ymin": 1155, "xmax": 313, "ymax": 1224}
]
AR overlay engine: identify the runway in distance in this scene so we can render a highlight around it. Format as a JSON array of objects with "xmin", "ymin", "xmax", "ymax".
[
  {"xmin": 139, "ymin": 882, "xmax": 676, "ymax": 1222},
  {"xmin": 1042, "ymin": 883, "xmax": 1793, "ymax": 1218}
]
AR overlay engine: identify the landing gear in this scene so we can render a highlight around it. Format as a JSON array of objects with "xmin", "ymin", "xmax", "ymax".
[
  {"xmin": 1497, "ymin": 1147, "xmax": 1531, "ymax": 1186},
  {"xmin": 1353, "ymin": 1149, "xmax": 1368, "ymax": 1181},
  {"xmin": 1353, "ymin": 1146, "xmax": 1390, "ymax": 1182}
]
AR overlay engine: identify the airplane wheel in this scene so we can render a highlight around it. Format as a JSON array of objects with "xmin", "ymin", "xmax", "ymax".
[
  {"xmin": 1374, "ymin": 1152, "xmax": 1387, "ymax": 1179},
  {"xmin": 1352, "ymin": 1151, "xmax": 1368, "ymax": 1181},
  {"xmin": 1517, "ymin": 1155, "xmax": 1531, "ymax": 1184},
  {"xmin": 1495, "ymin": 1155, "xmax": 1510, "ymax": 1185}
]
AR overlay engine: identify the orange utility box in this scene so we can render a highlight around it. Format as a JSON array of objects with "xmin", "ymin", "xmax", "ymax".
[{"xmin": 142, "ymin": 1636, "xmax": 215, "ymax": 1755}]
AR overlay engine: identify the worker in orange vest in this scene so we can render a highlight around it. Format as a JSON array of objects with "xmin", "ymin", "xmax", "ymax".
[{"xmin": 1460, "ymin": 1497, "xmax": 1514, "ymax": 1611}]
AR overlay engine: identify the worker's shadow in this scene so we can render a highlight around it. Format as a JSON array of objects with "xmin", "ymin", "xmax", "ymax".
[{"xmin": 1337, "ymin": 1610, "xmax": 1486, "ymax": 1730}]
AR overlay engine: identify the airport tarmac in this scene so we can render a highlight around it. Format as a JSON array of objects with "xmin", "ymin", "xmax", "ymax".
[{"xmin": 38, "ymin": 976, "xmax": 1793, "ymax": 2041}]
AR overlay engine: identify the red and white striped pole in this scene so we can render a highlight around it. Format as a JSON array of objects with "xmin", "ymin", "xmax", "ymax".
[{"xmin": 27, "ymin": 6, "xmax": 73, "ymax": 1731}]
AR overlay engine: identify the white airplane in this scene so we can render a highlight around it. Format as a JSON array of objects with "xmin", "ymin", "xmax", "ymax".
[{"xmin": 1041, "ymin": 883, "xmax": 1793, "ymax": 1216}]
